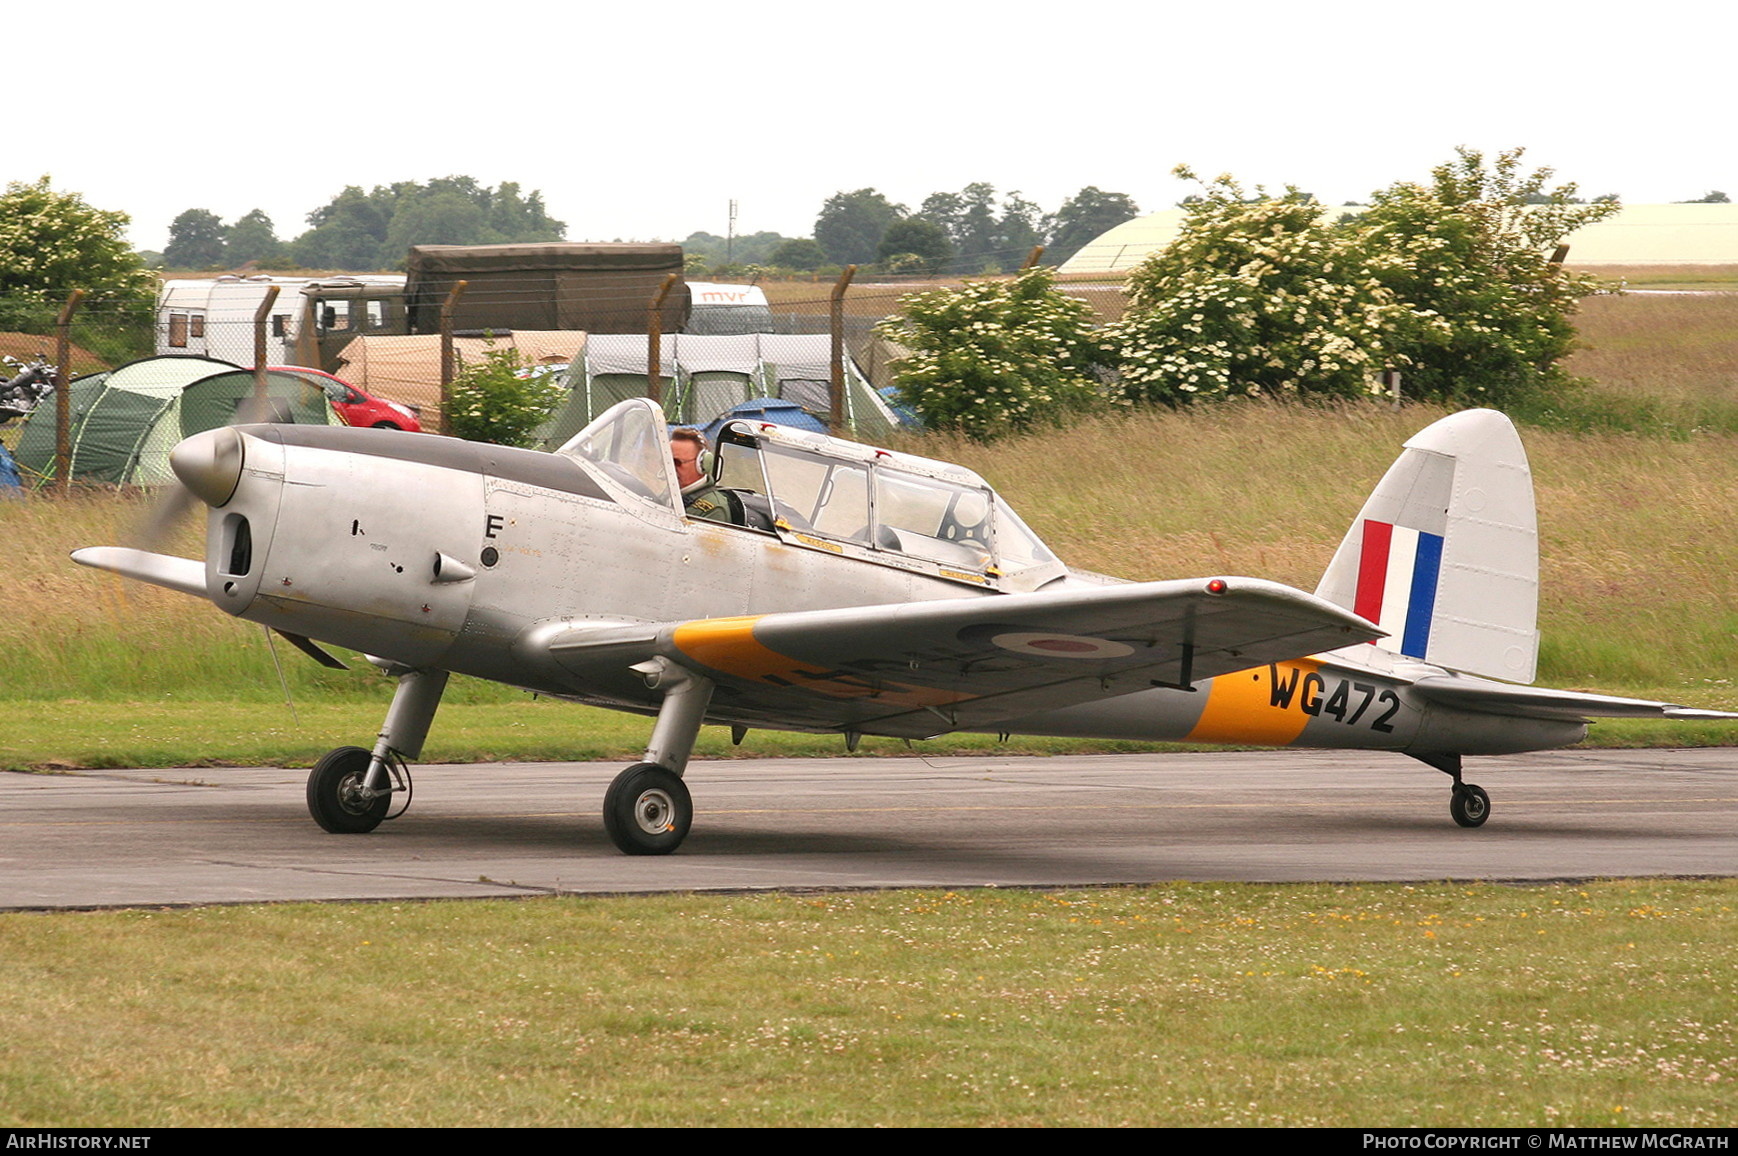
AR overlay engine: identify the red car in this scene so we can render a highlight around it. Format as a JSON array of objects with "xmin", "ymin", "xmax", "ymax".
[{"xmin": 271, "ymin": 366, "xmax": 422, "ymax": 432}]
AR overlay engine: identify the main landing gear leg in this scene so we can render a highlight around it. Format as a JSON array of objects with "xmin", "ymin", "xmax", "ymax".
[
  {"xmin": 1409, "ymin": 752, "xmax": 1491, "ymax": 829},
  {"xmin": 603, "ymin": 659, "xmax": 715, "ymax": 856},
  {"xmin": 307, "ymin": 666, "xmax": 449, "ymax": 834}
]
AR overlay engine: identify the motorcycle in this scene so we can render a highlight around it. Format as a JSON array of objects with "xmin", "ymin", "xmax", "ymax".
[{"xmin": 0, "ymin": 356, "xmax": 54, "ymax": 422}]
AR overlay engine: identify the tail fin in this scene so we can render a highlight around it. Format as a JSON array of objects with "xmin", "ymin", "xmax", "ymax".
[{"xmin": 1315, "ymin": 409, "xmax": 1538, "ymax": 682}]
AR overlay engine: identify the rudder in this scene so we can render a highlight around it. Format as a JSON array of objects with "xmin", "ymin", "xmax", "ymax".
[{"xmin": 1315, "ymin": 409, "xmax": 1538, "ymax": 682}]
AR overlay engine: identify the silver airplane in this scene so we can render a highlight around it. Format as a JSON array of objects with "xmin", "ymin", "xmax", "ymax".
[{"xmin": 73, "ymin": 400, "xmax": 1734, "ymax": 854}]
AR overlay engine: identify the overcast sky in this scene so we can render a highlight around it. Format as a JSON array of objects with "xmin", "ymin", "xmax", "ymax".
[{"xmin": 12, "ymin": 0, "xmax": 1730, "ymax": 252}]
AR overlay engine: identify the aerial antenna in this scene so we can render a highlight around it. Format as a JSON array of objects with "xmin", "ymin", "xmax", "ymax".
[
  {"xmin": 263, "ymin": 626, "xmax": 300, "ymax": 727},
  {"xmin": 726, "ymin": 199, "xmax": 737, "ymax": 265}
]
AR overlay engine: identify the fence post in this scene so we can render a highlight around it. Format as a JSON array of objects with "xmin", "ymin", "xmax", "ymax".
[
  {"xmin": 438, "ymin": 280, "xmax": 468, "ymax": 436},
  {"xmin": 1383, "ymin": 368, "xmax": 1402, "ymax": 410},
  {"xmin": 647, "ymin": 273, "xmax": 679, "ymax": 406},
  {"xmin": 53, "ymin": 289, "xmax": 85, "ymax": 491},
  {"xmin": 829, "ymin": 265, "xmax": 857, "ymax": 437},
  {"xmin": 294, "ymin": 295, "xmax": 321, "ymax": 369},
  {"xmin": 250, "ymin": 285, "xmax": 281, "ymax": 412}
]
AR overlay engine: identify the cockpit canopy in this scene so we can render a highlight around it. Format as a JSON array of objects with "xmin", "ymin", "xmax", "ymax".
[{"xmin": 560, "ymin": 398, "xmax": 1063, "ymax": 591}]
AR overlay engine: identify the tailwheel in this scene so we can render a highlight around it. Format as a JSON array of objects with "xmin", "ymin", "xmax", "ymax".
[
  {"xmin": 1450, "ymin": 783, "xmax": 1491, "ymax": 829},
  {"xmin": 603, "ymin": 763, "xmax": 692, "ymax": 856},
  {"xmin": 307, "ymin": 746, "xmax": 390, "ymax": 833}
]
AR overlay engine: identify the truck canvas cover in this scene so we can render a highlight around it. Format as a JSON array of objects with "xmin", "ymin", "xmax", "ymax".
[{"xmin": 405, "ymin": 243, "xmax": 689, "ymax": 336}]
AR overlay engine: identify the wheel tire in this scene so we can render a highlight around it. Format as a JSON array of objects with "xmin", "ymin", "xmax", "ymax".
[
  {"xmin": 370, "ymin": 421, "xmax": 401, "ymax": 430},
  {"xmin": 307, "ymin": 746, "xmax": 389, "ymax": 834},
  {"xmin": 1450, "ymin": 783, "xmax": 1491, "ymax": 828},
  {"xmin": 603, "ymin": 763, "xmax": 692, "ymax": 856}
]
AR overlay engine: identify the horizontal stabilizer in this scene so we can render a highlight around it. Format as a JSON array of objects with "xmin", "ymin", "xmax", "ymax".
[
  {"xmin": 70, "ymin": 547, "xmax": 207, "ymax": 599},
  {"xmin": 1410, "ymin": 675, "xmax": 1738, "ymax": 722}
]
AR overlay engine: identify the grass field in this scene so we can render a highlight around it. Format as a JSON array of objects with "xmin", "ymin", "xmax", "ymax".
[{"xmin": 2, "ymin": 880, "xmax": 1732, "ymax": 1127}]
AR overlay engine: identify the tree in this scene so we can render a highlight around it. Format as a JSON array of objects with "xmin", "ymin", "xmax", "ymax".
[
  {"xmin": 682, "ymin": 229, "xmax": 795, "ymax": 271},
  {"xmin": 0, "ymin": 177, "xmax": 155, "ymax": 310},
  {"xmin": 383, "ymin": 191, "xmax": 494, "ymax": 252},
  {"xmin": 814, "ymin": 189, "xmax": 905, "ymax": 266},
  {"xmin": 910, "ymin": 184, "xmax": 1047, "ymax": 273},
  {"xmin": 224, "ymin": 209, "xmax": 284, "ymax": 267},
  {"xmin": 876, "ymin": 217, "xmax": 952, "ymax": 272},
  {"xmin": 996, "ymin": 191, "xmax": 1044, "ymax": 268},
  {"xmin": 875, "ymin": 267, "xmax": 1112, "ymax": 440},
  {"xmin": 0, "ymin": 177, "xmax": 155, "ymax": 358},
  {"xmin": 292, "ymin": 186, "xmax": 390, "ymax": 268},
  {"xmin": 291, "ymin": 215, "xmax": 388, "ymax": 270},
  {"xmin": 483, "ymin": 181, "xmax": 564, "ymax": 239},
  {"xmin": 291, "ymin": 178, "xmax": 566, "ymax": 270},
  {"xmin": 1044, "ymin": 187, "xmax": 1140, "ymax": 265},
  {"xmin": 768, "ymin": 238, "xmax": 827, "ymax": 271},
  {"xmin": 1680, "ymin": 190, "xmax": 1730, "ymax": 203},
  {"xmin": 164, "ymin": 208, "xmax": 228, "ymax": 268},
  {"xmin": 917, "ymin": 183, "xmax": 1000, "ymax": 271}
]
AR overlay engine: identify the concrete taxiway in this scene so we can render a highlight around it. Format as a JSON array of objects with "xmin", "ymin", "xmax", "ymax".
[{"xmin": 1, "ymin": 749, "xmax": 1733, "ymax": 909}]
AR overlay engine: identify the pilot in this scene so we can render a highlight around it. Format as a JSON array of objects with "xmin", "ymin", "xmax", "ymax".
[{"xmin": 671, "ymin": 428, "xmax": 734, "ymax": 523}]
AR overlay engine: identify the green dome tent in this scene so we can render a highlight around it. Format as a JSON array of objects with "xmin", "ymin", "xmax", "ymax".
[{"xmin": 12, "ymin": 356, "xmax": 340, "ymax": 487}]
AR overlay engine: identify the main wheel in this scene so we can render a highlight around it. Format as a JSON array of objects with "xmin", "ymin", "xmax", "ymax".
[
  {"xmin": 603, "ymin": 763, "xmax": 692, "ymax": 855},
  {"xmin": 1450, "ymin": 783, "xmax": 1491, "ymax": 828},
  {"xmin": 307, "ymin": 746, "xmax": 390, "ymax": 834}
]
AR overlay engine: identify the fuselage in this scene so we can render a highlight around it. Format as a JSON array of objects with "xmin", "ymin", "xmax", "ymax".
[{"xmin": 208, "ymin": 424, "xmax": 1587, "ymax": 759}]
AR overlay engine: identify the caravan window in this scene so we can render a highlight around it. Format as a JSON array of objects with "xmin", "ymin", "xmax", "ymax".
[{"xmin": 168, "ymin": 314, "xmax": 189, "ymax": 348}]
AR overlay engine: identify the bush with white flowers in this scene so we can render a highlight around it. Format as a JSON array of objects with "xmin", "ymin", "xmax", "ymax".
[
  {"xmin": 1109, "ymin": 151, "xmax": 1618, "ymax": 407},
  {"xmin": 875, "ymin": 267, "xmax": 1112, "ymax": 440},
  {"xmin": 1106, "ymin": 175, "xmax": 1411, "ymax": 405}
]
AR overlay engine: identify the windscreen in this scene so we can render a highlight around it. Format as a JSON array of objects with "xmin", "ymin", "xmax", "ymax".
[{"xmin": 561, "ymin": 399, "xmax": 674, "ymax": 507}]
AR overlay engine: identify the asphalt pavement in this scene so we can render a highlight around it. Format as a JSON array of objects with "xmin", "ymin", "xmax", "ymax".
[{"xmin": 2, "ymin": 748, "xmax": 1733, "ymax": 909}]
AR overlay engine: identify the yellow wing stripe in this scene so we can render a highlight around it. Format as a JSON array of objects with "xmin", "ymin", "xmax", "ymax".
[
  {"xmin": 1185, "ymin": 659, "xmax": 1320, "ymax": 745},
  {"xmin": 673, "ymin": 616, "xmax": 973, "ymax": 709},
  {"xmin": 673, "ymin": 616, "xmax": 803, "ymax": 682}
]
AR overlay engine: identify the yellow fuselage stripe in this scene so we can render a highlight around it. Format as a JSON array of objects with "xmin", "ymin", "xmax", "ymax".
[{"xmin": 1185, "ymin": 659, "xmax": 1321, "ymax": 745}]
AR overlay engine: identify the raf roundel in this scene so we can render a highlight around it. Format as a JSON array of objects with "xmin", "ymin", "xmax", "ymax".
[{"xmin": 989, "ymin": 632, "xmax": 1136, "ymax": 659}]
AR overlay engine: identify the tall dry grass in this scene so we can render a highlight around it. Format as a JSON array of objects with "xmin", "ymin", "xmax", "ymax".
[
  {"xmin": 1570, "ymin": 292, "xmax": 1738, "ymax": 407},
  {"xmin": 0, "ymin": 493, "xmax": 405, "ymax": 701},
  {"xmin": 935, "ymin": 401, "xmax": 1738, "ymax": 692},
  {"xmin": 1574, "ymin": 264, "xmax": 1738, "ymax": 290},
  {"xmin": 7, "ymin": 403, "xmax": 1735, "ymax": 701}
]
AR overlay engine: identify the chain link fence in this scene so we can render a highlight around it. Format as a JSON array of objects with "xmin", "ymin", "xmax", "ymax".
[{"xmin": 0, "ymin": 268, "xmax": 1132, "ymax": 488}]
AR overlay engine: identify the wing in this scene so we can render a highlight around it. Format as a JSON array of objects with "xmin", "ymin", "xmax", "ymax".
[
  {"xmin": 1409, "ymin": 675, "xmax": 1738, "ymax": 722},
  {"xmin": 538, "ymin": 577, "xmax": 1381, "ymax": 738}
]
